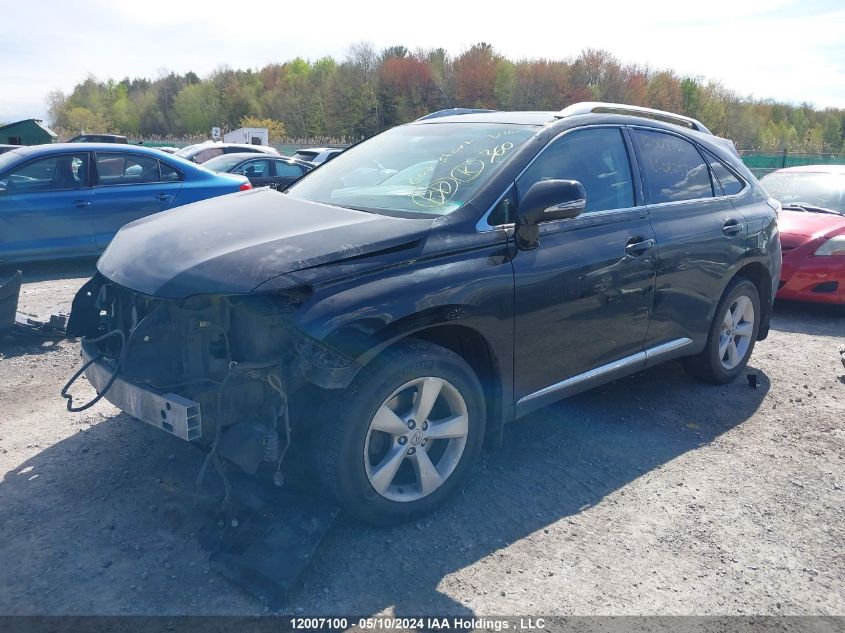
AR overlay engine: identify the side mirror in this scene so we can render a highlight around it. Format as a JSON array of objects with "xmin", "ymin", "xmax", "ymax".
[{"xmin": 515, "ymin": 179, "xmax": 586, "ymax": 250}]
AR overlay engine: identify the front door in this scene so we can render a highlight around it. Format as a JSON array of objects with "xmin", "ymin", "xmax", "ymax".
[
  {"xmin": 231, "ymin": 158, "xmax": 275, "ymax": 188},
  {"xmin": 511, "ymin": 126, "xmax": 657, "ymax": 416},
  {"xmin": 0, "ymin": 151, "xmax": 97, "ymax": 261}
]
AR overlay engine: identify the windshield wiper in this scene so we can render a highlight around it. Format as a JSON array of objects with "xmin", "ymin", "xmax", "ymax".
[
  {"xmin": 781, "ymin": 202, "xmax": 844, "ymax": 216},
  {"xmin": 331, "ymin": 203, "xmax": 376, "ymax": 214}
]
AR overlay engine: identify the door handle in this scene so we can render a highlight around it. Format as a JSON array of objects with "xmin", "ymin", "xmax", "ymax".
[
  {"xmin": 722, "ymin": 219, "xmax": 744, "ymax": 236},
  {"xmin": 73, "ymin": 200, "xmax": 90, "ymax": 208},
  {"xmin": 624, "ymin": 237, "xmax": 655, "ymax": 257},
  {"xmin": 155, "ymin": 193, "xmax": 171, "ymax": 201}
]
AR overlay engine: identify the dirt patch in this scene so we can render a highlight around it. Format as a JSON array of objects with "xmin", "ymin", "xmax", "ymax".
[{"xmin": 0, "ymin": 264, "xmax": 842, "ymax": 616}]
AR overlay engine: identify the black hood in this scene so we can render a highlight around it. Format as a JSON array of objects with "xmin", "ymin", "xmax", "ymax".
[{"xmin": 97, "ymin": 188, "xmax": 433, "ymax": 298}]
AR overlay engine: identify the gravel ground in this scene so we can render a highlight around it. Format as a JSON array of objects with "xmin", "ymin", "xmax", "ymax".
[{"xmin": 0, "ymin": 261, "xmax": 843, "ymax": 617}]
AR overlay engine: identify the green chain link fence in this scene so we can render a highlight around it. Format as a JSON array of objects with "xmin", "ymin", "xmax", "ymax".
[{"xmin": 740, "ymin": 151, "xmax": 845, "ymax": 178}]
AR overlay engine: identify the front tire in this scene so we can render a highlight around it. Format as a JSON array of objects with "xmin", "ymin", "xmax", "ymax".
[
  {"xmin": 315, "ymin": 340, "xmax": 486, "ymax": 526},
  {"xmin": 683, "ymin": 277, "xmax": 760, "ymax": 384}
]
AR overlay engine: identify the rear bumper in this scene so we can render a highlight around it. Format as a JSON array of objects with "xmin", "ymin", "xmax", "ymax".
[
  {"xmin": 777, "ymin": 253, "xmax": 845, "ymax": 305},
  {"xmin": 82, "ymin": 341, "xmax": 202, "ymax": 441}
]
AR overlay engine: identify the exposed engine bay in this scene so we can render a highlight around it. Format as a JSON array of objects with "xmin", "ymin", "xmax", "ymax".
[{"xmin": 64, "ymin": 274, "xmax": 358, "ymax": 479}]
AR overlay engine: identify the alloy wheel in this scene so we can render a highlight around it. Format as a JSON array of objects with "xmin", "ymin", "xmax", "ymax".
[
  {"xmin": 719, "ymin": 295, "xmax": 755, "ymax": 370},
  {"xmin": 363, "ymin": 376, "xmax": 469, "ymax": 503}
]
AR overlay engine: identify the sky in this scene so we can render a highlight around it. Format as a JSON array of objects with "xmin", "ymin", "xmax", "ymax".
[{"xmin": 1, "ymin": 0, "xmax": 844, "ymax": 123}]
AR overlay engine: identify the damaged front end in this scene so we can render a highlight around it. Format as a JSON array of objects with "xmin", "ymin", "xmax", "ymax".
[{"xmin": 64, "ymin": 274, "xmax": 358, "ymax": 478}]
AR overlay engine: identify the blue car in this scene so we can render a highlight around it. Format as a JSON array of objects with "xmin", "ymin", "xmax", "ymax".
[{"xmin": 0, "ymin": 143, "xmax": 251, "ymax": 263}]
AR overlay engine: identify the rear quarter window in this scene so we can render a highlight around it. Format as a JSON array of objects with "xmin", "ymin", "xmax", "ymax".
[{"xmin": 703, "ymin": 151, "xmax": 745, "ymax": 196}]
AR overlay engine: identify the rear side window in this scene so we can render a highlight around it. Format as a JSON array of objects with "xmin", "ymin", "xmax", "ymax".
[
  {"xmin": 517, "ymin": 127, "xmax": 635, "ymax": 213},
  {"xmin": 632, "ymin": 129, "xmax": 713, "ymax": 204},
  {"xmin": 703, "ymin": 151, "xmax": 744, "ymax": 196},
  {"xmin": 96, "ymin": 153, "xmax": 161, "ymax": 185},
  {"xmin": 159, "ymin": 161, "xmax": 182, "ymax": 182},
  {"xmin": 275, "ymin": 161, "xmax": 304, "ymax": 177}
]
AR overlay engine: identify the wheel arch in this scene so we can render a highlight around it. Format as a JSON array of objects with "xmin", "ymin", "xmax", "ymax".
[
  {"xmin": 731, "ymin": 262, "xmax": 773, "ymax": 340},
  {"xmin": 358, "ymin": 323, "xmax": 507, "ymax": 448},
  {"xmin": 413, "ymin": 324, "xmax": 504, "ymax": 443}
]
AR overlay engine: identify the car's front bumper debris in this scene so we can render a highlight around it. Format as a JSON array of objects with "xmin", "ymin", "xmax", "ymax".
[{"xmin": 82, "ymin": 342, "xmax": 202, "ymax": 441}]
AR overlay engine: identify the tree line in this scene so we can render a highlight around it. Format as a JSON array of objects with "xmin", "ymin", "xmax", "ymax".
[{"xmin": 46, "ymin": 43, "xmax": 845, "ymax": 153}]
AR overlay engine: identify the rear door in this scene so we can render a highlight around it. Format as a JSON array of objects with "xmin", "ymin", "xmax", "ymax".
[
  {"xmin": 271, "ymin": 159, "xmax": 308, "ymax": 190},
  {"xmin": 628, "ymin": 127, "xmax": 748, "ymax": 351},
  {"xmin": 0, "ymin": 151, "xmax": 97, "ymax": 261},
  {"xmin": 92, "ymin": 151, "xmax": 183, "ymax": 249},
  {"xmin": 511, "ymin": 126, "xmax": 657, "ymax": 415}
]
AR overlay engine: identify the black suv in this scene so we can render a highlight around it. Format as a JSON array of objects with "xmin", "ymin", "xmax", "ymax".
[
  {"xmin": 66, "ymin": 102, "xmax": 781, "ymax": 525},
  {"xmin": 67, "ymin": 134, "xmax": 128, "ymax": 144}
]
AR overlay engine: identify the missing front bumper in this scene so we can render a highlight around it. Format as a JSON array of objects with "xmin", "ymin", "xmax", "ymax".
[{"xmin": 82, "ymin": 344, "xmax": 202, "ymax": 441}]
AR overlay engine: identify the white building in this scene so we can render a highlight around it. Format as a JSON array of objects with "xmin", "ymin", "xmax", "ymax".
[{"xmin": 222, "ymin": 127, "xmax": 269, "ymax": 146}]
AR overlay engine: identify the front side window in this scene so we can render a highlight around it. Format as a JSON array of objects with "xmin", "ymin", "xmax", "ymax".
[
  {"xmin": 232, "ymin": 159, "xmax": 271, "ymax": 177},
  {"xmin": 0, "ymin": 153, "xmax": 88, "ymax": 193},
  {"xmin": 96, "ymin": 153, "xmax": 160, "ymax": 185},
  {"xmin": 487, "ymin": 189, "xmax": 516, "ymax": 226},
  {"xmin": 632, "ymin": 129, "xmax": 713, "ymax": 204},
  {"xmin": 517, "ymin": 127, "xmax": 635, "ymax": 213},
  {"xmin": 286, "ymin": 123, "xmax": 536, "ymax": 217}
]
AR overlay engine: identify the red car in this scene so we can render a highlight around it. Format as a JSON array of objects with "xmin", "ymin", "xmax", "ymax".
[{"xmin": 760, "ymin": 165, "xmax": 845, "ymax": 305}]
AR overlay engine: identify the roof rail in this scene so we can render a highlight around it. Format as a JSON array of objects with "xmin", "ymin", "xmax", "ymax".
[
  {"xmin": 556, "ymin": 102, "xmax": 712, "ymax": 134},
  {"xmin": 415, "ymin": 108, "xmax": 496, "ymax": 121}
]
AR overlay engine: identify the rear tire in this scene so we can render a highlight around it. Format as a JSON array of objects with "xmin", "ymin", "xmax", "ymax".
[
  {"xmin": 315, "ymin": 340, "xmax": 485, "ymax": 526},
  {"xmin": 683, "ymin": 277, "xmax": 760, "ymax": 384}
]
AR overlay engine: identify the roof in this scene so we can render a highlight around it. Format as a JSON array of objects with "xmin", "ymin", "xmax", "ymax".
[
  {"xmin": 178, "ymin": 142, "xmax": 278, "ymax": 154},
  {"xmin": 0, "ymin": 118, "xmax": 58, "ymax": 138},
  {"xmin": 219, "ymin": 152, "xmax": 311, "ymax": 165},
  {"xmin": 295, "ymin": 147, "xmax": 342, "ymax": 153},
  {"xmin": 2, "ymin": 143, "xmax": 205, "ymax": 170},
  {"xmin": 413, "ymin": 111, "xmax": 557, "ymax": 126}
]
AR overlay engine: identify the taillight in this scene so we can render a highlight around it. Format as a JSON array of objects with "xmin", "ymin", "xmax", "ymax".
[{"xmin": 239, "ymin": 182, "xmax": 252, "ymax": 191}]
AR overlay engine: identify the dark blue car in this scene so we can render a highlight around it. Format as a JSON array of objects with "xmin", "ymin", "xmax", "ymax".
[{"xmin": 0, "ymin": 143, "xmax": 251, "ymax": 263}]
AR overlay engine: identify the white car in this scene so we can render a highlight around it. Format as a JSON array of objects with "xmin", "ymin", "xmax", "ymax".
[
  {"xmin": 291, "ymin": 147, "xmax": 344, "ymax": 166},
  {"xmin": 175, "ymin": 141, "xmax": 279, "ymax": 164}
]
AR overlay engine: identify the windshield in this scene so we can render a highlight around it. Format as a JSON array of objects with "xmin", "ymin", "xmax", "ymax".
[
  {"xmin": 202, "ymin": 154, "xmax": 248, "ymax": 172},
  {"xmin": 760, "ymin": 171, "xmax": 845, "ymax": 214},
  {"xmin": 0, "ymin": 149, "xmax": 23, "ymax": 173},
  {"xmin": 286, "ymin": 123, "xmax": 536, "ymax": 216},
  {"xmin": 174, "ymin": 142, "xmax": 212, "ymax": 158}
]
